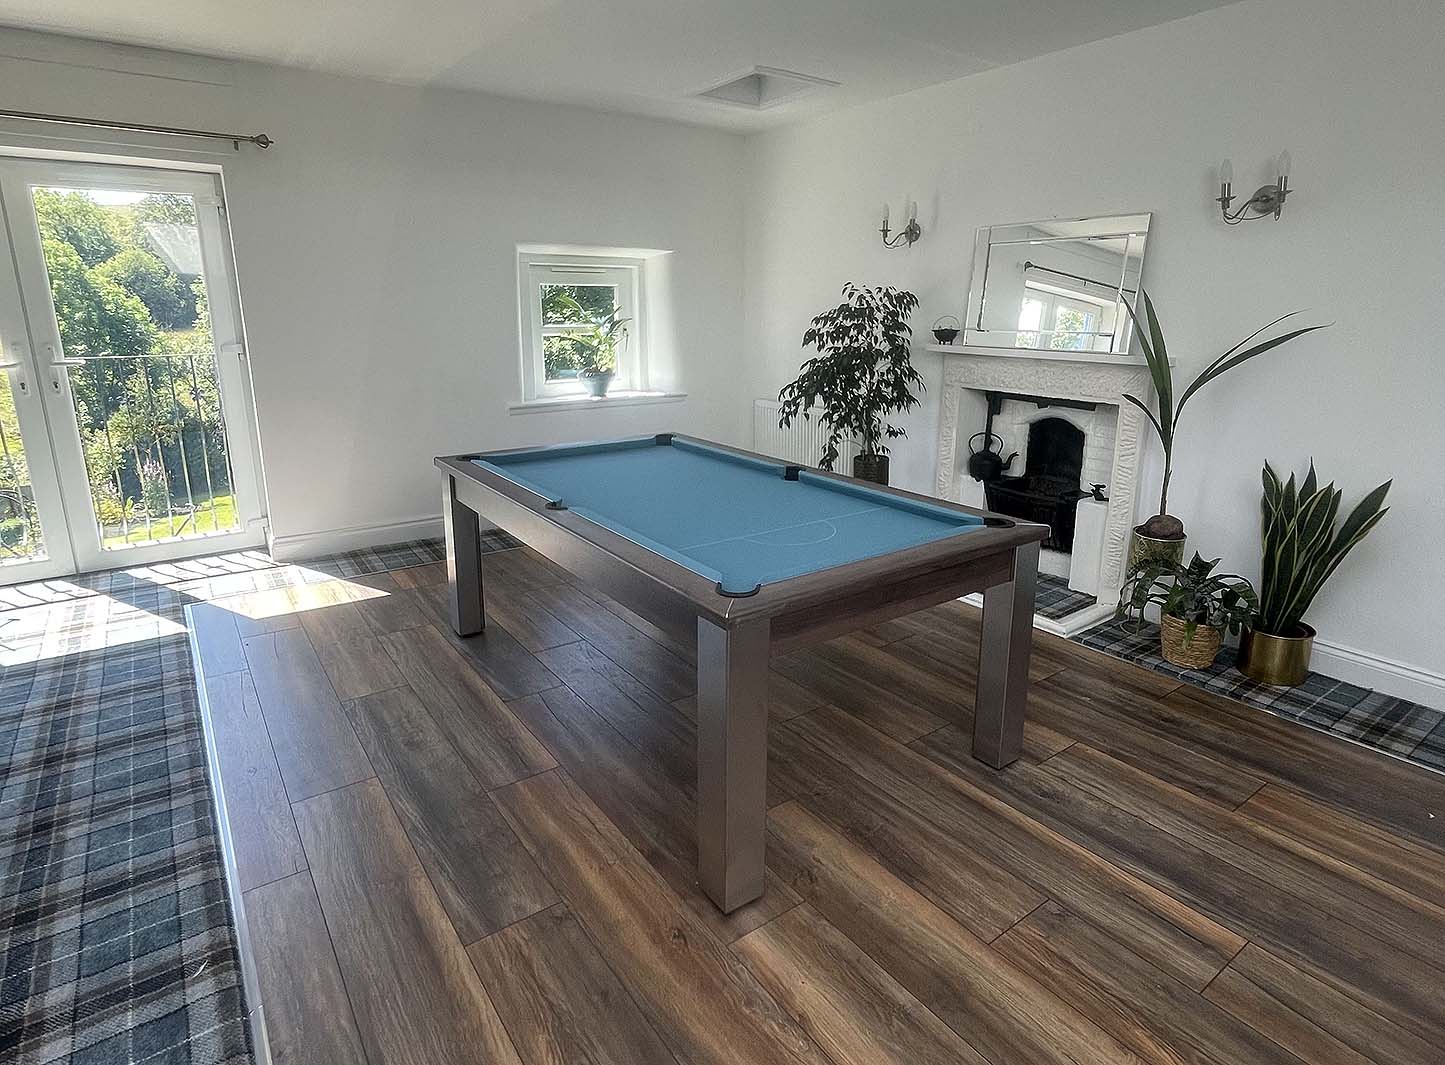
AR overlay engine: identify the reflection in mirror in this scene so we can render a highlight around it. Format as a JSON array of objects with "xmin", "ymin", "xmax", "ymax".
[{"xmin": 964, "ymin": 213, "xmax": 1150, "ymax": 354}]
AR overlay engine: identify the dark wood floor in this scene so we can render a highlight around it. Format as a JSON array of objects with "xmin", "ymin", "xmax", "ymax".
[{"xmin": 190, "ymin": 547, "xmax": 1445, "ymax": 1065}]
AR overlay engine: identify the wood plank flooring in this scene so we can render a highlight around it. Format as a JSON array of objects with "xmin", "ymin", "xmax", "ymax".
[{"xmin": 192, "ymin": 547, "xmax": 1445, "ymax": 1065}]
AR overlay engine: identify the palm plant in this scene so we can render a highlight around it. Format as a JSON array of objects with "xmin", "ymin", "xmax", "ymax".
[
  {"xmin": 777, "ymin": 284, "xmax": 922, "ymax": 471},
  {"xmin": 1121, "ymin": 291, "xmax": 1326, "ymax": 539},
  {"xmin": 1118, "ymin": 552, "xmax": 1258, "ymax": 646},
  {"xmin": 1255, "ymin": 462, "xmax": 1391, "ymax": 636}
]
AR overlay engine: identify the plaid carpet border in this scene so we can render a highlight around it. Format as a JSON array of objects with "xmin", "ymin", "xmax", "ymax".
[
  {"xmin": 1, "ymin": 632, "xmax": 253, "ymax": 1065},
  {"xmin": 1076, "ymin": 618, "xmax": 1444, "ymax": 772},
  {"xmin": 1033, "ymin": 573, "xmax": 1097, "ymax": 622}
]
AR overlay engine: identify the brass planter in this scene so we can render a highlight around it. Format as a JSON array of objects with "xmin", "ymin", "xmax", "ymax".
[
  {"xmin": 1237, "ymin": 624, "xmax": 1316, "ymax": 687},
  {"xmin": 1127, "ymin": 527, "xmax": 1185, "ymax": 570}
]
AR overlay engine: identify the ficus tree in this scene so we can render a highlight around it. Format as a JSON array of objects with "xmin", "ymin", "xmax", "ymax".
[{"xmin": 778, "ymin": 283, "xmax": 923, "ymax": 470}]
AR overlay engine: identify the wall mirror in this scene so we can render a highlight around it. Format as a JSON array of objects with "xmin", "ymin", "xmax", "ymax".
[{"xmin": 963, "ymin": 212, "xmax": 1151, "ymax": 354}]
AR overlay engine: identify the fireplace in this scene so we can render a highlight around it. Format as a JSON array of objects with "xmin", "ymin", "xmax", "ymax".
[
  {"xmin": 933, "ymin": 346, "xmax": 1157, "ymax": 635},
  {"xmin": 985, "ymin": 417, "xmax": 1089, "ymax": 550}
]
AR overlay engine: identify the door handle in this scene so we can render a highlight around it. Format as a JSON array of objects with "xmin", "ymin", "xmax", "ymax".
[
  {"xmin": 41, "ymin": 346, "xmax": 84, "ymax": 372},
  {"xmin": 41, "ymin": 342, "xmax": 85, "ymax": 367}
]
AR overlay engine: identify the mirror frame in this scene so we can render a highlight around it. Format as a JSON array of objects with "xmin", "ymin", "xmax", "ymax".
[{"xmin": 962, "ymin": 212, "xmax": 1152, "ymax": 355}]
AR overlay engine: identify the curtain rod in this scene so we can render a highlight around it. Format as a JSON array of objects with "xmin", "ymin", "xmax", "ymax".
[
  {"xmin": 1023, "ymin": 261, "xmax": 1135, "ymax": 295},
  {"xmin": 0, "ymin": 109, "xmax": 272, "ymax": 150}
]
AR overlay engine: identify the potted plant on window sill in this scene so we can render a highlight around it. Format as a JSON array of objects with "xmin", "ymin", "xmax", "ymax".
[
  {"xmin": 1117, "ymin": 552, "xmax": 1258, "ymax": 670},
  {"xmin": 556, "ymin": 294, "xmax": 630, "ymax": 399},
  {"xmin": 777, "ymin": 283, "xmax": 923, "ymax": 486},
  {"xmin": 1120, "ymin": 291, "xmax": 1326, "ymax": 568},
  {"xmin": 1239, "ymin": 461, "xmax": 1390, "ymax": 686}
]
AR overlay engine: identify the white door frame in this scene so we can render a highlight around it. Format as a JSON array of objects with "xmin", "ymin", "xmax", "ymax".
[
  {"xmin": 0, "ymin": 206, "xmax": 74, "ymax": 582},
  {"xmin": 0, "ymin": 157, "xmax": 266, "ymax": 577}
]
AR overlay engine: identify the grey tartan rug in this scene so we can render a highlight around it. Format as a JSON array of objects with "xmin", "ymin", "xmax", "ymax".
[
  {"xmin": 1033, "ymin": 572, "xmax": 1097, "ymax": 621},
  {"xmin": 1, "ymin": 622, "xmax": 251, "ymax": 1064}
]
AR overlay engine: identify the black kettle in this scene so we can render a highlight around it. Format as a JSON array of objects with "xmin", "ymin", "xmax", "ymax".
[{"xmin": 967, "ymin": 431, "xmax": 1017, "ymax": 482}]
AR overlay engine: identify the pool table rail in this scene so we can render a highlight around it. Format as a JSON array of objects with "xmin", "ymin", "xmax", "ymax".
[{"xmin": 437, "ymin": 434, "xmax": 1044, "ymax": 641}]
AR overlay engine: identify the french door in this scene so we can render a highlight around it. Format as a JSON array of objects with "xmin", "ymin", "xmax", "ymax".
[{"xmin": 0, "ymin": 157, "xmax": 265, "ymax": 583}]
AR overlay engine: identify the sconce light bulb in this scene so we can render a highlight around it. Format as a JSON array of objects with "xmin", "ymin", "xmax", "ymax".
[
  {"xmin": 881, "ymin": 203, "xmax": 889, "ymax": 229},
  {"xmin": 907, "ymin": 198, "xmax": 918, "ymax": 222},
  {"xmin": 1277, "ymin": 150, "xmax": 1291, "ymax": 179},
  {"xmin": 1219, "ymin": 158, "xmax": 1233, "ymax": 187}
]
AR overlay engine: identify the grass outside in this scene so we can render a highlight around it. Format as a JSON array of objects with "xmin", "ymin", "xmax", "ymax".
[{"xmin": 102, "ymin": 492, "xmax": 238, "ymax": 547}]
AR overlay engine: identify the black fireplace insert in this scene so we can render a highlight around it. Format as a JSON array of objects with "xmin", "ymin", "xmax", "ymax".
[{"xmin": 984, "ymin": 417, "xmax": 1089, "ymax": 551}]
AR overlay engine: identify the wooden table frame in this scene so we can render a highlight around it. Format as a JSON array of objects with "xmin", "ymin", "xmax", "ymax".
[{"xmin": 437, "ymin": 435, "xmax": 1046, "ymax": 912}]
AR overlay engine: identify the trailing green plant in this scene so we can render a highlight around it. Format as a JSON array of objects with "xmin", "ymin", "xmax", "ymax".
[
  {"xmin": 778, "ymin": 283, "xmax": 922, "ymax": 470},
  {"xmin": 553, "ymin": 293, "xmax": 630, "ymax": 376},
  {"xmin": 1121, "ymin": 291, "xmax": 1327, "ymax": 540},
  {"xmin": 1255, "ymin": 461, "xmax": 1390, "ymax": 636},
  {"xmin": 1117, "ymin": 552, "xmax": 1258, "ymax": 646}
]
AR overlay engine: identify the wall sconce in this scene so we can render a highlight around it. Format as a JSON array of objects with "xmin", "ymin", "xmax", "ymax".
[
  {"xmin": 880, "ymin": 199, "xmax": 922, "ymax": 248},
  {"xmin": 1217, "ymin": 151, "xmax": 1292, "ymax": 225}
]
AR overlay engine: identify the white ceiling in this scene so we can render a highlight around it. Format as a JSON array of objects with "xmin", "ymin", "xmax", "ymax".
[{"xmin": 0, "ymin": 0, "xmax": 1236, "ymax": 131}]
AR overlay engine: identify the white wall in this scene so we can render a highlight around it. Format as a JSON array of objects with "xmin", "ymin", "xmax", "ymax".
[
  {"xmin": 0, "ymin": 29, "xmax": 749, "ymax": 553},
  {"xmin": 742, "ymin": 0, "xmax": 1445, "ymax": 699}
]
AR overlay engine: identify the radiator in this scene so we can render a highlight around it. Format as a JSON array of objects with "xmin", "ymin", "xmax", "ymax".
[{"xmin": 751, "ymin": 399, "xmax": 858, "ymax": 470}]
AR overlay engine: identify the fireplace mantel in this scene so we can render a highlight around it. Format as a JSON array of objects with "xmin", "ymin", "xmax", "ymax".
[
  {"xmin": 932, "ymin": 345, "xmax": 1158, "ymax": 621},
  {"xmin": 923, "ymin": 344, "xmax": 1155, "ymax": 367}
]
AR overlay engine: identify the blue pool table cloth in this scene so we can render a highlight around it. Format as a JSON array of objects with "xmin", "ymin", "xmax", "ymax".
[{"xmin": 475, "ymin": 437, "xmax": 988, "ymax": 596}]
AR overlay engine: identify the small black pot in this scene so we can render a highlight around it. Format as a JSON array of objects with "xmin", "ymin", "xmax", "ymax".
[{"xmin": 852, "ymin": 454, "xmax": 889, "ymax": 485}]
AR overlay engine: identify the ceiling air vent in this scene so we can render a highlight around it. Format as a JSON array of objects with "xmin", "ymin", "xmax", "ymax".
[{"xmin": 694, "ymin": 67, "xmax": 838, "ymax": 110}]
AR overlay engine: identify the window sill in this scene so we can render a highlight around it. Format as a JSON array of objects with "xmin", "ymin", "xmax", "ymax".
[{"xmin": 507, "ymin": 390, "xmax": 687, "ymax": 415}]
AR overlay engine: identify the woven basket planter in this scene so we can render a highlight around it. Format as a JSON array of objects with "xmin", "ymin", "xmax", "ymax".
[{"xmin": 1159, "ymin": 614, "xmax": 1223, "ymax": 670}]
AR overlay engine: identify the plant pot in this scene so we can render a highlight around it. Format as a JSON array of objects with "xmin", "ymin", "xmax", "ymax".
[
  {"xmin": 852, "ymin": 453, "xmax": 889, "ymax": 485},
  {"xmin": 1127, "ymin": 527, "xmax": 1186, "ymax": 570},
  {"xmin": 579, "ymin": 371, "xmax": 614, "ymax": 398},
  {"xmin": 1237, "ymin": 624, "xmax": 1315, "ymax": 687},
  {"xmin": 1159, "ymin": 614, "xmax": 1223, "ymax": 670}
]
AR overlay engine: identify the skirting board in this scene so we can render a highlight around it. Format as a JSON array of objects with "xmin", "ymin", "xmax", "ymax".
[
  {"xmin": 268, "ymin": 514, "xmax": 469, "ymax": 562},
  {"xmin": 1310, "ymin": 638, "xmax": 1445, "ymax": 711}
]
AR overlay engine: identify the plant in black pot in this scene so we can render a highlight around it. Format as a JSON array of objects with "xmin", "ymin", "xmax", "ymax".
[
  {"xmin": 555, "ymin": 293, "xmax": 630, "ymax": 398},
  {"xmin": 1239, "ymin": 461, "xmax": 1391, "ymax": 686},
  {"xmin": 1121, "ymin": 291, "xmax": 1326, "ymax": 568},
  {"xmin": 1117, "ymin": 552, "xmax": 1258, "ymax": 670},
  {"xmin": 777, "ymin": 283, "xmax": 923, "ymax": 485}
]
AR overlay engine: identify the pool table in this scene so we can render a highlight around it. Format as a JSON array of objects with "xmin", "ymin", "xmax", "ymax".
[{"xmin": 436, "ymin": 434, "xmax": 1045, "ymax": 912}]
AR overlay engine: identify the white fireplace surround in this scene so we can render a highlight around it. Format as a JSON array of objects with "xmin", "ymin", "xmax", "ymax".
[{"xmin": 932, "ymin": 345, "xmax": 1158, "ymax": 634}]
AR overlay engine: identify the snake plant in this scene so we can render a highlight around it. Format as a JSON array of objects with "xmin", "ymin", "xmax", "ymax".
[
  {"xmin": 1117, "ymin": 552, "xmax": 1258, "ymax": 646},
  {"xmin": 1120, "ymin": 291, "xmax": 1327, "ymax": 540},
  {"xmin": 1255, "ymin": 462, "xmax": 1391, "ymax": 636}
]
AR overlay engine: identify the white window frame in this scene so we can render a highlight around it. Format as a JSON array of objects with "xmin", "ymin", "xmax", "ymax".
[{"xmin": 519, "ymin": 253, "xmax": 645, "ymax": 400}]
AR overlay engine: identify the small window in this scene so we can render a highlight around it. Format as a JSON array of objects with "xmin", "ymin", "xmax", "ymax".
[{"xmin": 519, "ymin": 254, "xmax": 644, "ymax": 400}]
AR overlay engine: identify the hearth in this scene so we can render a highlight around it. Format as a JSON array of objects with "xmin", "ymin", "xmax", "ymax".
[{"xmin": 985, "ymin": 416, "xmax": 1089, "ymax": 551}]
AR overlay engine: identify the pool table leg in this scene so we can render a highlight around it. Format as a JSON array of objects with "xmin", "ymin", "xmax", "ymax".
[
  {"xmin": 696, "ymin": 616, "xmax": 770, "ymax": 913},
  {"xmin": 443, "ymin": 476, "xmax": 485, "ymax": 636},
  {"xmin": 974, "ymin": 541, "xmax": 1039, "ymax": 768}
]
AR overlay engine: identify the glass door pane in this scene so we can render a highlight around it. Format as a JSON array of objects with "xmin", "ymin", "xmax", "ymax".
[
  {"xmin": 32, "ymin": 186, "xmax": 241, "ymax": 550},
  {"xmin": 0, "ymin": 231, "xmax": 74, "ymax": 583},
  {"xmin": 0, "ymin": 356, "xmax": 44, "ymax": 564}
]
